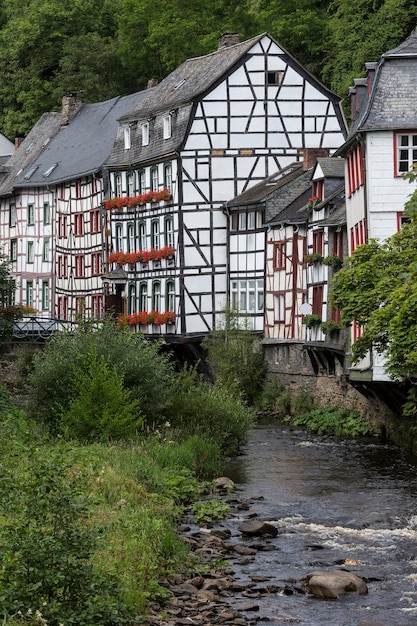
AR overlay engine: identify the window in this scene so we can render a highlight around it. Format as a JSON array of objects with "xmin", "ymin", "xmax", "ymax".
[
  {"xmin": 350, "ymin": 219, "xmax": 367, "ymax": 253},
  {"xmin": 115, "ymin": 223, "xmax": 123, "ymax": 251},
  {"xmin": 9, "ymin": 203, "xmax": 16, "ymax": 228},
  {"xmin": 57, "ymin": 255, "xmax": 68, "ymax": 278},
  {"xmin": 27, "ymin": 203, "xmax": 34, "ymax": 226},
  {"xmin": 10, "ymin": 239, "xmax": 17, "ymax": 262},
  {"xmin": 312, "ymin": 230, "xmax": 324, "ymax": 256},
  {"xmin": 267, "ymin": 71, "xmax": 283, "ymax": 85},
  {"xmin": 91, "ymin": 252, "xmax": 102, "ymax": 276},
  {"xmin": 126, "ymin": 171, "xmax": 135, "ymax": 196},
  {"xmin": 397, "ymin": 212, "xmax": 411, "ymax": 230},
  {"xmin": 114, "ymin": 173, "xmax": 122, "ymax": 197},
  {"xmin": 41, "ymin": 281, "xmax": 49, "ymax": 310},
  {"xmin": 75, "ymin": 296, "xmax": 85, "ymax": 318},
  {"xmin": 74, "ymin": 213, "xmax": 84, "ymax": 236},
  {"xmin": 230, "ymin": 214, "xmax": 238, "ymax": 231},
  {"xmin": 347, "ymin": 144, "xmax": 364, "ymax": 195},
  {"xmin": 274, "ymin": 293, "xmax": 285, "ymax": 323},
  {"xmin": 138, "ymin": 169, "xmax": 146, "ymax": 194},
  {"xmin": 166, "ymin": 280, "xmax": 175, "ymax": 311},
  {"xmin": 141, "ymin": 122, "xmax": 149, "ymax": 146},
  {"xmin": 138, "ymin": 221, "xmax": 146, "ymax": 250},
  {"xmin": 273, "ymin": 242, "xmax": 286, "ymax": 269},
  {"xmin": 27, "ymin": 241, "xmax": 34, "ymax": 263},
  {"xmin": 58, "ymin": 214, "xmax": 68, "ymax": 238},
  {"xmin": 75, "ymin": 255, "xmax": 85, "ymax": 278},
  {"xmin": 91, "ymin": 295, "xmax": 103, "ymax": 319},
  {"xmin": 151, "ymin": 220, "xmax": 160, "ymax": 249},
  {"xmin": 312, "ymin": 179, "xmax": 324, "ymax": 201},
  {"xmin": 333, "ymin": 231, "xmax": 344, "ymax": 259},
  {"xmin": 43, "ymin": 202, "xmax": 51, "ymax": 224},
  {"xmin": 42, "ymin": 238, "xmax": 50, "ymax": 262},
  {"xmin": 395, "ymin": 132, "xmax": 417, "ymax": 175},
  {"xmin": 239, "ymin": 213, "xmax": 247, "ymax": 231},
  {"xmin": 151, "ymin": 166, "xmax": 159, "ymax": 191},
  {"xmin": 26, "ymin": 281, "xmax": 33, "ymax": 308},
  {"xmin": 164, "ymin": 163, "xmax": 172, "ymax": 191},
  {"xmin": 124, "ymin": 126, "xmax": 131, "ymax": 150},
  {"xmin": 139, "ymin": 282, "xmax": 147, "ymax": 310},
  {"xmin": 57, "ymin": 296, "xmax": 68, "ymax": 320},
  {"xmin": 163, "ymin": 114, "xmax": 172, "ymax": 139},
  {"xmin": 90, "ymin": 209, "xmax": 100, "ymax": 234},
  {"xmin": 128, "ymin": 283, "xmax": 136, "ymax": 315},
  {"xmin": 75, "ymin": 180, "xmax": 82, "ymax": 199},
  {"xmin": 312, "ymin": 284, "xmax": 324, "ymax": 317},
  {"xmin": 248, "ymin": 212, "xmax": 256, "ymax": 230},
  {"xmin": 127, "ymin": 223, "xmax": 135, "ymax": 252},
  {"xmin": 231, "ymin": 280, "xmax": 264, "ymax": 313},
  {"xmin": 152, "ymin": 281, "xmax": 161, "ymax": 311},
  {"xmin": 164, "ymin": 216, "xmax": 174, "ymax": 247}
]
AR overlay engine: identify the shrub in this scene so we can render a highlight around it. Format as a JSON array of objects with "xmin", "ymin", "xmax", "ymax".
[
  {"xmin": 285, "ymin": 407, "xmax": 375, "ymax": 437},
  {"xmin": 202, "ymin": 308, "xmax": 266, "ymax": 406},
  {"xmin": 27, "ymin": 320, "xmax": 175, "ymax": 435},
  {"xmin": 256, "ymin": 378, "xmax": 286, "ymax": 412},
  {"xmin": 168, "ymin": 367, "xmax": 253, "ymax": 456}
]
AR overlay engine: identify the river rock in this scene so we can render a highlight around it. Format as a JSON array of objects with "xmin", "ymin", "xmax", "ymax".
[
  {"xmin": 237, "ymin": 519, "xmax": 278, "ymax": 537},
  {"xmin": 305, "ymin": 569, "xmax": 368, "ymax": 599},
  {"xmin": 213, "ymin": 476, "xmax": 235, "ymax": 490}
]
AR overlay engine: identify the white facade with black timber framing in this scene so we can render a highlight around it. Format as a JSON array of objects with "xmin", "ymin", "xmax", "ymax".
[{"xmin": 105, "ymin": 32, "xmax": 347, "ymax": 340}]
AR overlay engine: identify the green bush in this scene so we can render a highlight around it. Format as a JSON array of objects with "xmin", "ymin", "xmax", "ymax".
[
  {"xmin": 27, "ymin": 320, "xmax": 175, "ymax": 435},
  {"xmin": 286, "ymin": 407, "xmax": 375, "ymax": 437},
  {"xmin": 0, "ymin": 454, "xmax": 129, "ymax": 625},
  {"xmin": 168, "ymin": 367, "xmax": 253, "ymax": 456},
  {"xmin": 59, "ymin": 349, "xmax": 143, "ymax": 441},
  {"xmin": 202, "ymin": 308, "xmax": 266, "ymax": 405}
]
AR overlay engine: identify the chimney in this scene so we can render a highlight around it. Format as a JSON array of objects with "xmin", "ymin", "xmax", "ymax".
[
  {"xmin": 354, "ymin": 78, "xmax": 368, "ymax": 116},
  {"xmin": 147, "ymin": 78, "xmax": 158, "ymax": 89},
  {"xmin": 218, "ymin": 33, "xmax": 240, "ymax": 50},
  {"xmin": 365, "ymin": 61, "xmax": 378, "ymax": 96},
  {"xmin": 302, "ymin": 148, "xmax": 330, "ymax": 171},
  {"xmin": 14, "ymin": 137, "xmax": 24, "ymax": 150},
  {"xmin": 61, "ymin": 92, "xmax": 83, "ymax": 126}
]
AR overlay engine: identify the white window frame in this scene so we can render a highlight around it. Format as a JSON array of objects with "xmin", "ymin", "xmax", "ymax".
[
  {"xmin": 396, "ymin": 132, "xmax": 417, "ymax": 175},
  {"xmin": 141, "ymin": 122, "xmax": 149, "ymax": 146},
  {"xmin": 124, "ymin": 126, "xmax": 131, "ymax": 150},
  {"xmin": 163, "ymin": 114, "xmax": 172, "ymax": 139}
]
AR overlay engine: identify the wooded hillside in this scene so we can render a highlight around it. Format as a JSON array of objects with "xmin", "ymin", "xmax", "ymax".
[{"xmin": 0, "ymin": 0, "xmax": 416, "ymax": 139}]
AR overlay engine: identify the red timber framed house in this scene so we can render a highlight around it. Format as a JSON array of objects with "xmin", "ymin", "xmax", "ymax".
[
  {"xmin": 104, "ymin": 32, "xmax": 346, "ymax": 342},
  {"xmin": 0, "ymin": 91, "xmax": 148, "ymax": 325},
  {"xmin": 337, "ymin": 30, "xmax": 417, "ymax": 384}
]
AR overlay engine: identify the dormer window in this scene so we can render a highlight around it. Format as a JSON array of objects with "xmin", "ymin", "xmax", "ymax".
[
  {"xmin": 163, "ymin": 114, "xmax": 172, "ymax": 139},
  {"xmin": 141, "ymin": 122, "xmax": 149, "ymax": 146},
  {"xmin": 124, "ymin": 126, "xmax": 131, "ymax": 150},
  {"xmin": 312, "ymin": 180, "xmax": 324, "ymax": 200}
]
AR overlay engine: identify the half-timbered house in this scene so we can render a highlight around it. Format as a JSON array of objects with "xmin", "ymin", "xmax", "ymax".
[
  {"xmin": 104, "ymin": 32, "xmax": 347, "ymax": 340},
  {"xmin": 0, "ymin": 91, "xmax": 148, "ymax": 321},
  {"xmin": 337, "ymin": 30, "xmax": 417, "ymax": 383}
]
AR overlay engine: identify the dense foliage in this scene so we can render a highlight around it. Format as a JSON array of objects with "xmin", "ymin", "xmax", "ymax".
[
  {"xmin": 0, "ymin": 0, "xmax": 415, "ymax": 137},
  {"xmin": 0, "ymin": 383, "xmax": 227, "ymax": 625}
]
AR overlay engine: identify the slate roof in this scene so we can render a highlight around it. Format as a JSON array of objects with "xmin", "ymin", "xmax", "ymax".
[
  {"xmin": 224, "ymin": 162, "xmax": 313, "ymax": 226},
  {"xmin": 315, "ymin": 157, "xmax": 345, "ymax": 179},
  {"xmin": 346, "ymin": 30, "xmax": 417, "ymax": 136},
  {"xmin": 0, "ymin": 91, "xmax": 148, "ymax": 194}
]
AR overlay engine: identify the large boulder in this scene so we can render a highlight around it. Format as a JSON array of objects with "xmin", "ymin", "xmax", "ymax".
[
  {"xmin": 237, "ymin": 520, "xmax": 278, "ymax": 537},
  {"xmin": 305, "ymin": 569, "xmax": 368, "ymax": 599}
]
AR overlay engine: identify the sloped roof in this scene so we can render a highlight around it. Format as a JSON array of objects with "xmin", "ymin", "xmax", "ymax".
[
  {"xmin": 225, "ymin": 162, "xmax": 313, "ymax": 225},
  {"xmin": 2, "ymin": 91, "xmax": 149, "ymax": 193},
  {"xmin": 120, "ymin": 34, "xmax": 266, "ymax": 122},
  {"xmin": 314, "ymin": 157, "xmax": 345, "ymax": 179},
  {"xmin": 357, "ymin": 31, "xmax": 417, "ymax": 133}
]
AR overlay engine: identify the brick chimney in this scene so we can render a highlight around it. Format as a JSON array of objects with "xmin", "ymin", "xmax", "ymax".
[
  {"xmin": 302, "ymin": 148, "xmax": 330, "ymax": 171},
  {"xmin": 365, "ymin": 61, "xmax": 378, "ymax": 95},
  {"xmin": 14, "ymin": 137, "xmax": 24, "ymax": 150},
  {"xmin": 218, "ymin": 33, "xmax": 240, "ymax": 49},
  {"xmin": 147, "ymin": 78, "xmax": 158, "ymax": 89},
  {"xmin": 61, "ymin": 92, "xmax": 83, "ymax": 126}
]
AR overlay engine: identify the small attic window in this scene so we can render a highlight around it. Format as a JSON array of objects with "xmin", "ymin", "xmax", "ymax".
[
  {"xmin": 174, "ymin": 79, "xmax": 186, "ymax": 90},
  {"xmin": 25, "ymin": 143, "xmax": 34, "ymax": 154},
  {"xmin": 124, "ymin": 126, "xmax": 131, "ymax": 150},
  {"xmin": 24, "ymin": 166, "xmax": 38, "ymax": 180},
  {"xmin": 43, "ymin": 164, "xmax": 58, "ymax": 177},
  {"xmin": 163, "ymin": 114, "xmax": 172, "ymax": 139},
  {"xmin": 267, "ymin": 71, "xmax": 283, "ymax": 86},
  {"xmin": 141, "ymin": 122, "xmax": 149, "ymax": 146}
]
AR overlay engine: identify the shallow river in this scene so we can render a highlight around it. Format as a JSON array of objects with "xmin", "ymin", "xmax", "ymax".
[{"xmin": 222, "ymin": 423, "xmax": 417, "ymax": 625}]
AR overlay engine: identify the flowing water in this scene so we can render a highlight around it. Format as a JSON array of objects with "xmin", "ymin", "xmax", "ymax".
[{"xmin": 221, "ymin": 423, "xmax": 417, "ymax": 625}]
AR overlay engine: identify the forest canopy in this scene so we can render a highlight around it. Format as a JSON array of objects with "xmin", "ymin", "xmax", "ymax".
[{"xmin": 0, "ymin": 0, "xmax": 416, "ymax": 139}]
